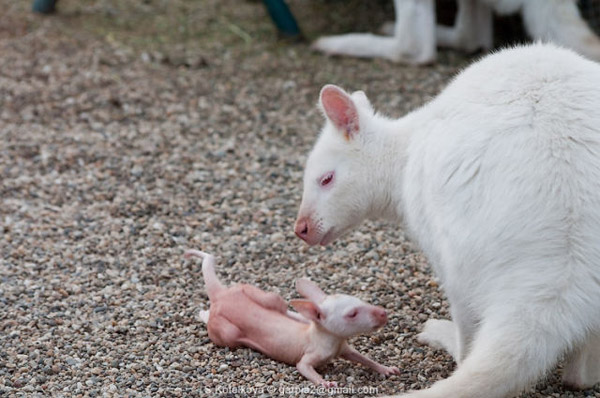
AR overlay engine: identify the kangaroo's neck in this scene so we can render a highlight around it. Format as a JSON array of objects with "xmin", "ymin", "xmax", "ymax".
[{"xmin": 365, "ymin": 114, "xmax": 414, "ymax": 223}]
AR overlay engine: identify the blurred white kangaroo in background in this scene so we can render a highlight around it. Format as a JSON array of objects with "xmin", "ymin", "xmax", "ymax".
[
  {"xmin": 295, "ymin": 43, "xmax": 600, "ymax": 397},
  {"xmin": 313, "ymin": 0, "xmax": 600, "ymax": 64}
]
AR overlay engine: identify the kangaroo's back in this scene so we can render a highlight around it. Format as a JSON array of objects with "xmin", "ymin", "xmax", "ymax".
[{"xmin": 404, "ymin": 43, "xmax": 600, "ymax": 277}]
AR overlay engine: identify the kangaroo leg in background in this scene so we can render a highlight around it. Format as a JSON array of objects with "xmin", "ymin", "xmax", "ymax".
[
  {"xmin": 313, "ymin": 0, "xmax": 436, "ymax": 64},
  {"xmin": 436, "ymin": 0, "xmax": 493, "ymax": 52},
  {"xmin": 521, "ymin": 0, "xmax": 600, "ymax": 61}
]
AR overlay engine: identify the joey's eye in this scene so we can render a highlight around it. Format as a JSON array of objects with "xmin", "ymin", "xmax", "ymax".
[
  {"xmin": 346, "ymin": 310, "xmax": 358, "ymax": 319},
  {"xmin": 319, "ymin": 172, "xmax": 334, "ymax": 187}
]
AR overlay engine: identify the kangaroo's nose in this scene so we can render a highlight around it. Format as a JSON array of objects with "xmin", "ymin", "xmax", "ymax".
[{"xmin": 295, "ymin": 218, "xmax": 310, "ymax": 241}]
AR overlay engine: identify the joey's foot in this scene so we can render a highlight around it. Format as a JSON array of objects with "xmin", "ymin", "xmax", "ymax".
[
  {"xmin": 320, "ymin": 381, "xmax": 337, "ymax": 388},
  {"xmin": 377, "ymin": 365, "xmax": 401, "ymax": 376}
]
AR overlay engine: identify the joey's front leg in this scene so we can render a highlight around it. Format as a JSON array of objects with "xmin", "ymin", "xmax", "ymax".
[
  {"xmin": 340, "ymin": 344, "xmax": 400, "ymax": 376},
  {"xmin": 297, "ymin": 357, "xmax": 337, "ymax": 387}
]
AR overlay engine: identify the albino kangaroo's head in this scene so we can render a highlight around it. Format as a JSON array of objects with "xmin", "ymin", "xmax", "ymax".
[
  {"xmin": 290, "ymin": 278, "xmax": 388, "ymax": 338},
  {"xmin": 295, "ymin": 84, "xmax": 388, "ymax": 246}
]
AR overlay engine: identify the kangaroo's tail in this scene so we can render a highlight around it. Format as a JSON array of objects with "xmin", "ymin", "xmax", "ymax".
[{"xmin": 184, "ymin": 249, "xmax": 224, "ymax": 300}]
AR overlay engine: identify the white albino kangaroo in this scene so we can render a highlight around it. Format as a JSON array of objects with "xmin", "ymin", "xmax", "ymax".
[
  {"xmin": 295, "ymin": 43, "xmax": 600, "ymax": 398},
  {"xmin": 313, "ymin": 0, "xmax": 600, "ymax": 64}
]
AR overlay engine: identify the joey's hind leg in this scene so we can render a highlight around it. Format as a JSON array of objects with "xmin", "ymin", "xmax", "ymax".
[
  {"xmin": 241, "ymin": 285, "xmax": 287, "ymax": 313},
  {"xmin": 206, "ymin": 316, "xmax": 243, "ymax": 349},
  {"xmin": 563, "ymin": 331, "xmax": 600, "ymax": 389},
  {"xmin": 207, "ymin": 309, "xmax": 270, "ymax": 354}
]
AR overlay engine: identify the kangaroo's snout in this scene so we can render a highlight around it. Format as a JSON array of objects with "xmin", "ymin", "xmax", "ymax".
[
  {"xmin": 295, "ymin": 215, "xmax": 335, "ymax": 246},
  {"xmin": 295, "ymin": 217, "xmax": 310, "ymax": 241},
  {"xmin": 295, "ymin": 216, "xmax": 323, "ymax": 245}
]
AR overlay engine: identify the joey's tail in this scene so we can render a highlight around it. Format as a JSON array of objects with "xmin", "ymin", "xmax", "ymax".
[{"xmin": 184, "ymin": 249, "xmax": 224, "ymax": 300}]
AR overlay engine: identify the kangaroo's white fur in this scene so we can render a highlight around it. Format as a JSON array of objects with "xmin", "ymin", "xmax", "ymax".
[
  {"xmin": 314, "ymin": 0, "xmax": 600, "ymax": 64},
  {"xmin": 296, "ymin": 43, "xmax": 600, "ymax": 397}
]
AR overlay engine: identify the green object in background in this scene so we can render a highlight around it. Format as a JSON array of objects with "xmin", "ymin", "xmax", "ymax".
[
  {"xmin": 32, "ymin": 0, "xmax": 57, "ymax": 14},
  {"xmin": 262, "ymin": 0, "xmax": 303, "ymax": 40}
]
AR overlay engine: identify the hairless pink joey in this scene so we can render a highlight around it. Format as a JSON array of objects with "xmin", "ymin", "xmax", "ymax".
[{"xmin": 185, "ymin": 249, "xmax": 400, "ymax": 387}]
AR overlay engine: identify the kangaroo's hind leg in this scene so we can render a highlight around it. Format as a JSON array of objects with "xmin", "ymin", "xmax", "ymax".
[
  {"xmin": 313, "ymin": 0, "xmax": 436, "ymax": 64},
  {"xmin": 383, "ymin": 310, "xmax": 570, "ymax": 398},
  {"xmin": 436, "ymin": 0, "xmax": 493, "ymax": 53}
]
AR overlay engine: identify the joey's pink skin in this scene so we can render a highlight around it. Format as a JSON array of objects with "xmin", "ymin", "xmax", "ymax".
[{"xmin": 186, "ymin": 249, "xmax": 400, "ymax": 386}]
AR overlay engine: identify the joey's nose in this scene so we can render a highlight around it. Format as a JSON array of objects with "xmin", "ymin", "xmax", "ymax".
[
  {"xmin": 373, "ymin": 308, "xmax": 387, "ymax": 326},
  {"xmin": 295, "ymin": 218, "xmax": 310, "ymax": 241}
]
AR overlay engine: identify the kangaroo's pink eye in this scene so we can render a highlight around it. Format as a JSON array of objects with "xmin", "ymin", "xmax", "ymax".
[
  {"xmin": 319, "ymin": 172, "xmax": 334, "ymax": 187},
  {"xmin": 346, "ymin": 310, "xmax": 358, "ymax": 319}
]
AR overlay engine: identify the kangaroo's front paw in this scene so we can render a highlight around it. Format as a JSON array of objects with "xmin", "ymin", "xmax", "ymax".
[{"xmin": 417, "ymin": 319, "xmax": 456, "ymax": 355}]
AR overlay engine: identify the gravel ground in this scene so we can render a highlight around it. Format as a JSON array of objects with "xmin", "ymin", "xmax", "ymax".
[{"xmin": 1, "ymin": 1, "xmax": 599, "ymax": 397}]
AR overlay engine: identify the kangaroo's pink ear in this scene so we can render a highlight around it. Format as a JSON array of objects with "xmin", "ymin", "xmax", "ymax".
[
  {"xmin": 319, "ymin": 85, "xmax": 359, "ymax": 140},
  {"xmin": 290, "ymin": 299, "xmax": 325, "ymax": 323}
]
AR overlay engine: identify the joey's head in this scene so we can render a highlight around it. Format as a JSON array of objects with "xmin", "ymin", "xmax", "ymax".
[
  {"xmin": 295, "ymin": 84, "xmax": 388, "ymax": 246},
  {"xmin": 290, "ymin": 278, "xmax": 387, "ymax": 338}
]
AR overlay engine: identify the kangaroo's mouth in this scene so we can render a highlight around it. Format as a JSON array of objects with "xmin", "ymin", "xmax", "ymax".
[{"xmin": 319, "ymin": 228, "xmax": 335, "ymax": 246}]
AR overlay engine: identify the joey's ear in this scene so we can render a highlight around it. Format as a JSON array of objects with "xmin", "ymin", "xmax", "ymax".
[
  {"xmin": 290, "ymin": 299, "xmax": 324, "ymax": 322},
  {"xmin": 319, "ymin": 84, "xmax": 359, "ymax": 140},
  {"xmin": 295, "ymin": 278, "xmax": 328, "ymax": 303}
]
